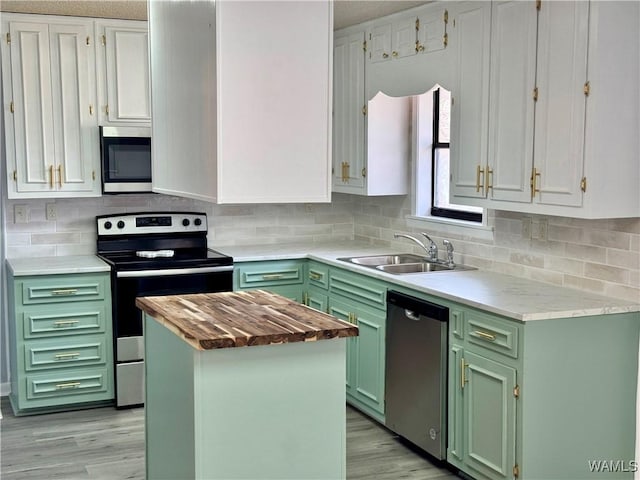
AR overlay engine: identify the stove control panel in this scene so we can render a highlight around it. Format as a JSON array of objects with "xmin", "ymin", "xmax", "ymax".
[{"xmin": 97, "ymin": 212, "xmax": 208, "ymax": 236}]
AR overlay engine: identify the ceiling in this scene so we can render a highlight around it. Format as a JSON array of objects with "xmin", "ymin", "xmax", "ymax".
[{"xmin": 0, "ymin": 1, "xmax": 430, "ymax": 29}]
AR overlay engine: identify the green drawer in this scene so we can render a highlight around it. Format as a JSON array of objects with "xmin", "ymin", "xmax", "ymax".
[
  {"xmin": 237, "ymin": 260, "xmax": 304, "ymax": 289},
  {"xmin": 465, "ymin": 310, "xmax": 521, "ymax": 359},
  {"xmin": 307, "ymin": 261, "xmax": 329, "ymax": 290},
  {"xmin": 24, "ymin": 335, "xmax": 107, "ymax": 371},
  {"xmin": 329, "ymin": 268, "xmax": 387, "ymax": 310},
  {"xmin": 22, "ymin": 301, "xmax": 107, "ymax": 339},
  {"xmin": 26, "ymin": 367, "xmax": 109, "ymax": 400},
  {"xmin": 19, "ymin": 274, "xmax": 108, "ymax": 305}
]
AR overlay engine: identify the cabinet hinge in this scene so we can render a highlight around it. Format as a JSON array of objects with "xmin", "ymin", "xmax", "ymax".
[
  {"xmin": 362, "ymin": 40, "xmax": 367, "ymax": 52},
  {"xmin": 86, "ymin": 36, "xmax": 90, "ymax": 46},
  {"xmin": 580, "ymin": 176, "xmax": 587, "ymax": 192},
  {"xmin": 6, "ymin": 32, "xmax": 10, "ymax": 44},
  {"xmin": 583, "ymin": 81, "xmax": 590, "ymax": 96},
  {"xmin": 513, "ymin": 385, "xmax": 520, "ymax": 398},
  {"xmin": 444, "ymin": 9, "xmax": 449, "ymax": 24},
  {"xmin": 443, "ymin": 32, "xmax": 448, "ymax": 48},
  {"xmin": 536, "ymin": 0, "xmax": 541, "ymax": 10},
  {"xmin": 513, "ymin": 464, "xmax": 520, "ymax": 478},
  {"xmin": 89, "ymin": 104, "xmax": 94, "ymax": 116},
  {"xmin": 10, "ymin": 100, "xmax": 14, "ymax": 113},
  {"xmin": 533, "ymin": 87, "xmax": 539, "ymax": 102},
  {"xmin": 362, "ymin": 105, "xmax": 367, "ymax": 116},
  {"xmin": 415, "ymin": 18, "xmax": 419, "ymax": 31},
  {"xmin": 92, "ymin": 170, "xmax": 96, "ymax": 181},
  {"xmin": 361, "ymin": 167, "xmax": 366, "ymax": 178},
  {"xmin": 101, "ymin": 34, "xmax": 106, "ymax": 46},
  {"xmin": 12, "ymin": 170, "xmax": 17, "ymax": 182},
  {"xmin": 451, "ymin": 96, "xmax": 454, "ymax": 106},
  {"xmin": 105, "ymin": 104, "xmax": 110, "ymax": 115}
]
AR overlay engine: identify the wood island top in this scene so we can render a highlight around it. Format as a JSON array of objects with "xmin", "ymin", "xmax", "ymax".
[{"xmin": 136, "ymin": 290, "xmax": 358, "ymax": 351}]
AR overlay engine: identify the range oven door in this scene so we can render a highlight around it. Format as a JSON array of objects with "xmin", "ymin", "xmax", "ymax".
[{"xmin": 112, "ymin": 266, "xmax": 233, "ymax": 407}]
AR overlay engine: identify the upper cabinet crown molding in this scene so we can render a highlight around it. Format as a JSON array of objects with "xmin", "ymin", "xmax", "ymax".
[{"xmin": 149, "ymin": 0, "xmax": 332, "ymax": 204}]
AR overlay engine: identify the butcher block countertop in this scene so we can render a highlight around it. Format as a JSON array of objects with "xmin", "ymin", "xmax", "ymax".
[{"xmin": 136, "ymin": 290, "xmax": 358, "ymax": 351}]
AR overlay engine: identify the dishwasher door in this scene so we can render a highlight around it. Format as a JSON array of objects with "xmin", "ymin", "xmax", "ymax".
[{"xmin": 385, "ymin": 290, "xmax": 448, "ymax": 459}]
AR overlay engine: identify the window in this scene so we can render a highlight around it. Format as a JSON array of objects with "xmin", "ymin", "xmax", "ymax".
[{"xmin": 430, "ymin": 88, "xmax": 482, "ymax": 222}]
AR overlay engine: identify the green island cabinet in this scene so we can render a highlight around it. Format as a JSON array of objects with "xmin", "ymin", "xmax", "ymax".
[
  {"xmin": 447, "ymin": 303, "xmax": 638, "ymax": 480},
  {"xmin": 7, "ymin": 271, "xmax": 114, "ymax": 415}
]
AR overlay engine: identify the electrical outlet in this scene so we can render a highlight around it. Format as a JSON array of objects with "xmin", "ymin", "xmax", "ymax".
[
  {"xmin": 46, "ymin": 203, "xmax": 57, "ymax": 221},
  {"xmin": 538, "ymin": 218, "xmax": 548, "ymax": 241},
  {"xmin": 14, "ymin": 204, "xmax": 28, "ymax": 223},
  {"xmin": 521, "ymin": 217, "xmax": 532, "ymax": 239}
]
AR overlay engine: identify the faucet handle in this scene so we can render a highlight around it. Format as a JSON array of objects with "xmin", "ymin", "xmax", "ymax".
[{"xmin": 443, "ymin": 239, "xmax": 454, "ymax": 266}]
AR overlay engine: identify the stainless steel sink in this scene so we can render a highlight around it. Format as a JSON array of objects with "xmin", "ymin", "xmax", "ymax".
[
  {"xmin": 337, "ymin": 254, "xmax": 476, "ymax": 275},
  {"xmin": 342, "ymin": 254, "xmax": 427, "ymax": 266},
  {"xmin": 376, "ymin": 262, "xmax": 454, "ymax": 274}
]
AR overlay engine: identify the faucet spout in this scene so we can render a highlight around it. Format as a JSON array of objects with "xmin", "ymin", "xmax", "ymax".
[
  {"xmin": 393, "ymin": 233, "xmax": 439, "ymax": 262},
  {"xmin": 393, "ymin": 233, "xmax": 430, "ymax": 256}
]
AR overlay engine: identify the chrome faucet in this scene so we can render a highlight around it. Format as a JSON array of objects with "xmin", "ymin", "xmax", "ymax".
[
  {"xmin": 394, "ymin": 233, "xmax": 438, "ymax": 262},
  {"xmin": 442, "ymin": 239, "xmax": 455, "ymax": 267}
]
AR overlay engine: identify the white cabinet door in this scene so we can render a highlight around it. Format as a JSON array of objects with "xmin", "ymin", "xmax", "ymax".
[
  {"xmin": 486, "ymin": 0, "xmax": 537, "ymax": 204},
  {"xmin": 3, "ymin": 16, "xmax": 99, "ymax": 198},
  {"xmin": 449, "ymin": 2, "xmax": 491, "ymax": 201},
  {"xmin": 49, "ymin": 22, "xmax": 99, "ymax": 193},
  {"xmin": 391, "ymin": 16, "xmax": 417, "ymax": 59},
  {"xmin": 333, "ymin": 32, "xmax": 366, "ymax": 192},
  {"xmin": 533, "ymin": 1, "xmax": 589, "ymax": 207},
  {"xmin": 416, "ymin": 6, "xmax": 447, "ymax": 55},
  {"xmin": 96, "ymin": 21, "xmax": 150, "ymax": 125},
  {"xmin": 369, "ymin": 23, "xmax": 391, "ymax": 63},
  {"xmin": 7, "ymin": 21, "xmax": 55, "ymax": 194}
]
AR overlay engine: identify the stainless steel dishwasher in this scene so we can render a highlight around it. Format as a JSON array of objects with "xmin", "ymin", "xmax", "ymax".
[{"xmin": 385, "ymin": 290, "xmax": 448, "ymax": 460}]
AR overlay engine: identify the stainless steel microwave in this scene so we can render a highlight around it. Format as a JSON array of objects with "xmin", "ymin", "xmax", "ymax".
[{"xmin": 100, "ymin": 126, "xmax": 152, "ymax": 193}]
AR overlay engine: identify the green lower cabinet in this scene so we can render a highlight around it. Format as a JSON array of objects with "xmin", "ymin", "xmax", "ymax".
[
  {"xmin": 306, "ymin": 287, "xmax": 329, "ymax": 313},
  {"xmin": 329, "ymin": 295, "xmax": 385, "ymax": 423}
]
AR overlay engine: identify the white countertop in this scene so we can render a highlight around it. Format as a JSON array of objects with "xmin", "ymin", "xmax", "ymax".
[
  {"xmin": 7, "ymin": 255, "xmax": 111, "ymax": 276},
  {"xmin": 218, "ymin": 241, "xmax": 640, "ymax": 322}
]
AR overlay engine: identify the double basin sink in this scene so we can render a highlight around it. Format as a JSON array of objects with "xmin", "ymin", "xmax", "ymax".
[{"xmin": 337, "ymin": 254, "xmax": 476, "ymax": 275}]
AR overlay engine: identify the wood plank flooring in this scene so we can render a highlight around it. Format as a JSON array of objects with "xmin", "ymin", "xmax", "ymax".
[{"xmin": 1, "ymin": 397, "xmax": 460, "ymax": 479}]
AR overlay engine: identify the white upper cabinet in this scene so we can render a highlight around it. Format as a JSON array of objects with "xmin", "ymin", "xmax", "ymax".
[
  {"xmin": 2, "ymin": 15, "xmax": 100, "ymax": 198},
  {"xmin": 416, "ymin": 6, "xmax": 448, "ymax": 55},
  {"xmin": 95, "ymin": 20, "xmax": 150, "ymax": 126},
  {"xmin": 150, "ymin": 0, "xmax": 332, "ymax": 204},
  {"xmin": 451, "ymin": 0, "xmax": 639, "ymax": 219},
  {"xmin": 370, "ymin": 16, "xmax": 416, "ymax": 63}
]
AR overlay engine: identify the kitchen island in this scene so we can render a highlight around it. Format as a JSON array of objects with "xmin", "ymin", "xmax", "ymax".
[{"xmin": 136, "ymin": 290, "xmax": 358, "ymax": 480}]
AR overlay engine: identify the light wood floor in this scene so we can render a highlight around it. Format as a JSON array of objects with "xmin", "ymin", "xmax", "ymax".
[{"xmin": 1, "ymin": 397, "xmax": 460, "ymax": 479}]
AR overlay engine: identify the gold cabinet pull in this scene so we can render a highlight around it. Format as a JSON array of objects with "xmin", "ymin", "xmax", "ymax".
[
  {"xmin": 55, "ymin": 352, "xmax": 80, "ymax": 360},
  {"xmin": 10, "ymin": 100, "xmax": 14, "ymax": 113},
  {"xmin": 474, "ymin": 330, "xmax": 496, "ymax": 341},
  {"xmin": 54, "ymin": 320, "xmax": 79, "ymax": 327},
  {"xmin": 57, "ymin": 165, "xmax": 63, "ymax": 187},
  {"xmin": 382, "ymin": 52, "xmax": 389, "ymax": 59},
  {"xmin": 261, "ymin": 274, "xmax": 283, "ymax": 280},
  {"xmin": 485, "ymin": 167, "xmax": 494, "ymax": 192},
  {"xmin": 49, "ymin": 165, "xmax": 54, "ymax": 188},
  {"xmin": 391, "ymin": 51, "xmax": 398, "ymax": 57},
  {"xmin": 530, "ymin": 167, "xmax": 541, "ymax": 198},
  {"xmin": 475, "ymin": 165, "xmax": 485, "ymax": 193},
  {"xmin": 303, "ymin": 292, "xmax": 309, "ymax": 306},
  {"xmin": 89, "ymin": 104, "xmax": 94, "ymax": 115},
  {"xmin": 309, "ymin": 272, "xmax": 323, "ymax": 281},
  {"xmin": 51, "ymin": 289, "xmax": 78, "ymax": 296},
  {"xmin": 56, "ymin": 381, "xmax": 81, "ymax": 389},
  {"xmin": 461, "ymin": 358, "xmax": 468, "ymax": 389}
]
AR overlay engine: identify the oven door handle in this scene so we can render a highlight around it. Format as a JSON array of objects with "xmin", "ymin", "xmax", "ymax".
[{"xmin": 116, "ymin": 265, "xmax": 233, "ymax": 278}]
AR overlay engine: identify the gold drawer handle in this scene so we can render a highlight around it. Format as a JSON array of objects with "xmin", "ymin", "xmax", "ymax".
[
  {"xmin": 56, "ymin": 382, "xmax": 81, "ymax": 389},
  {"xmin": 261, "ymin": 274, "xmax": 284, "ymax": 280},
  {"xmin": 474, "ymin": 330, "xmax": 496, "ymax": 341},
  {"xmin": 53, "ymin": 320, "xmax": 79, "ymax": 327},
  {"xmin": 309, "ymin": 272, "xmax": 323, "ymax": 281},
  {"xmin": 51, "ymin": 289, "xmax": 78, "ymax": 296},
  {"xmin": 55, "ymin": 352, "xmax": 80, "ymax": 360}
]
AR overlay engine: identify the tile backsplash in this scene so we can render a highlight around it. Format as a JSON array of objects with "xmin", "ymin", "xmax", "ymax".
[{"xmin": 3, "ymin": 193, "xmax": 639, "ymax": 302}]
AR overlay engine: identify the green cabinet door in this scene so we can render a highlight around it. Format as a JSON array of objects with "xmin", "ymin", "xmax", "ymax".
[
  {"xmin": 306, "ymin": 287, "xmax": 328, "ymax": 313},
  {"xmin": 463, "ymin": 350, "xmax": 517, "ymax": 480},
  {"xmin": 329, "ymin": 295, "xmax": 385, "ymax": 421}
]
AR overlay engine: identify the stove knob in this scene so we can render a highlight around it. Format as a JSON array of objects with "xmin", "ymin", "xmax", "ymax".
[
  {"xmin": 182, "ymin": 218, "xmax": 190, "ymax": 227},
  {"xmin": 194, "ymin": 218, "xmax": 202, "ymax": 226},
  {"xmin": 117, "ymin": 220, "xmax": 125, "ymax": 229},
  {"xmin": 104, "ymin": 221, "xmax": 112, "ymax": 230}
]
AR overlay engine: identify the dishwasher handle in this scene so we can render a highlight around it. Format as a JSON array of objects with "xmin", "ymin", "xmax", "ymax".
[
  {"xmin": 404, "ymin": 309, "xmax": 421, "ymax": 321},
  {"xmin": 387, "ymin": 290, "xmax": 448, "ymax": 322}
]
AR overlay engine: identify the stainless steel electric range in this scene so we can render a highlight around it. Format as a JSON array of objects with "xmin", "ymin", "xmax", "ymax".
[{"xmin": 96, "ymin": 212, "xmax": 233, "ymax": 408}]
